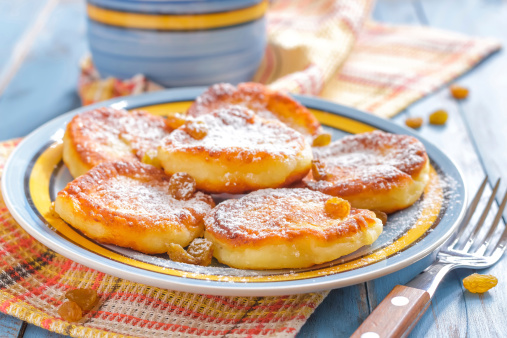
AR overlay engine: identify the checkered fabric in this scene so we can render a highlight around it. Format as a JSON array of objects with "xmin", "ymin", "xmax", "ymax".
[
  {"xmin": 79, "ymin": 0, "xmax": 500, "ymax": 119},
  {"xmin": 1, "ymin": 0, "xmax": 501, "ymax": 337},
  {"xmin": 0, "ymin": 141, "xmax": 326, "ymax": 337}
]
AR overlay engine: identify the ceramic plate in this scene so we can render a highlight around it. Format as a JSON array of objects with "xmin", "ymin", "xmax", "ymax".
[{"xmin": 1, "ymin": 88, "xmax": 466, "ymax": 296}]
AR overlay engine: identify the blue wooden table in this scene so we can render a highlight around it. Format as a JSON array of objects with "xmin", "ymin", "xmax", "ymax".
[{"xmin": 1, "ymin": 0, "xmax": 506, "ymax": 337}]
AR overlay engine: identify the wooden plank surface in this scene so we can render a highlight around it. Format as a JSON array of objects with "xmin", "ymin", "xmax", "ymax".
[
  {"xmin": 362, "ymin": 1, "xmax": 506, "ymax": 337},
  {"xmin": 0, "ymin": 312, "xmax": 24, "ymax": 338},
  {"xmin": 300, "ymin": 0, "xmax": 500, "ymax": 336},
  {"xmin": 0, "ymin": 0, "xmax": 86, "ymax": 141},
  {"xmin": 0, "ymin": 0, "xmax": 506, "ymax": 337},
  {"xmin": 22, "ymin": 324, "xmax": 64, "ymax": 338},
  {"xmin": 298, "ymin": 285, "xmax": 370, "ymax": 337},
  {"xmin": 0, "ymin": 1, "xmax": 84, "ymax": 336},
  {"xmin": 416, "ymin": 1, "xmax": 507, "ymax": 337},
  {"xmin": 419, "ymin": 0, "xmax": 507, "ymax": 216},
  {"xmin": 0, "ymin": 0, "xmax": 50, "ymax": 70}
]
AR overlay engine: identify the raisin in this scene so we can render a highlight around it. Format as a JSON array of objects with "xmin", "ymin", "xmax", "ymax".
[
  {"xmin": 167, "ymin": 243, "xmax": 198, "ymax": 264},
  {"xmin": 58, "ymin": 301, "xmax": 82, "ymax": 322},
  {"xmin": 167, "ymin": 238, "xmax": 214, "ymax": 266},
  {"xmin": 325, "ymin": 197, "xmax": 351, "ymax": 219},
  {"xmin": 66, "ymin": 288, "xmax": 98, "ymax": 311},
  {"xmin": 463, "ymin": 273, "xmax": 498, "ymax": 293},
  {"xmin": 450, "ymin": 85, "xmax": 469, "ymax": 100},
  {"xmin": 312, "ymin": 133, "xmax": 332, "ymax": 147},
  {"xmin": 184, "ymin": 120, "xmax": 208, "ymax": 140},
  {"xmin": 141, "ymin": 149, "xmax": 162, "ymax": 169},
  {"xmin": 169, "ymin": 172, "xmax": 196, "ymax": 200},
  {"xmin": 405, "ymin": 117, "xmax": 423, "ymax": 129},
  {"xmin": 429, "ymin": 110, "xmax": 448, "ymax": 125},
  {"xmin": 372, "ymin": 210, "xmax": 388, "ymax": 225},
  {"xmin": 311, "ymin": 160, "xmax": 328, "ymax": 180},
  {"xmin": 165, "ymin": 113, "xmax": 187, "ymax": 130},
  {"xmin": 187, "ymin": 238, "xmax": 214, "ymax": 266}
]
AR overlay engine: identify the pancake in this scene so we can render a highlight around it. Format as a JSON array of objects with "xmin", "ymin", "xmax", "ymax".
[
  {"xmin": 63, "ymin": 107, "xmax": 171, "ymax": 177},
  {"xmin": 158, "ymin": 105, "xmax": 313, "ymax": 194},
  {"xmin": 204, "ymin": 188, "xmax": 383, "ymax": 269},
  {"xmin": 302, "ymin": 131, "xmax": 430, "ymax": 213},
  {"xmin": 54, "ymin": 161, "xmax": 215, "ymax": 254},
  {"xmin": 187, "ymin": 82, "xmax": 323, "ymax": 139}
]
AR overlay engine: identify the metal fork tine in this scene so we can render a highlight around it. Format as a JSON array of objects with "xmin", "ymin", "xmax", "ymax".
[
  {"xmin": 490, "ymin": 217, "xmax": 507, "ymax": 261},
  {"xmin": 475, "ymin": 189, "xmax": 507, "ymax": 256},
  {"xmin": 449, "ymin": 176, "xmax": 488, "ymax": 248},
  {"xmin": 459, "ymin": 178, "xmax": 501, "ymax": 251}
]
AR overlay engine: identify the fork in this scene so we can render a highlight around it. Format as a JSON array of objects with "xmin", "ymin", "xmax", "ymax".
[{"xmin": 351, "ymin": 177, "xmax": 507, "ymax": 338}]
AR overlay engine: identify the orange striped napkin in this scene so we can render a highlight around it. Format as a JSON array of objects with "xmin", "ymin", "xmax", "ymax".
[
  {"xmin": 80, "ymin": 0, "xmax": 500, "ymax": 119},
  {"xmin": 1, "ymin": 0, "xmax": 501, "ymax": 337},
  {"xmin": 0, "ymin": 140, "xmax": 327, "ymax": 337}
]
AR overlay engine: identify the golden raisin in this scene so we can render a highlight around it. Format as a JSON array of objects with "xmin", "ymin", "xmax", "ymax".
[
  {"xmin": 372, "ymin": 210, "xmax": 388, "ymax": 225},
  {"xmin": 187, "ymin": 238, "xmax": 214, "ymax": 266},
  {"xmin": 312, "ymin": 133, "xmax": 332, "ymax": 147},
  {"xmin": 450, "ymin": 84, "xmax": 469, "ymax": 100},
  {"xmin": 66, "ymin": 288, "xmax": 98, "ymax": 311},
  {"xmin": 311, "ymin": 160, "xmax": 328, "ymax": 180},
  {"xmin": 184, "ymin": 120, "xmax": 208, "ymax": 140},
  {"xmin": 58, "ymin": 301, "xmax": 82, "ymax": 322},
  {"xmin": 429, "ymin": 110, "xmax": 448, "ymax": 125},
  {"xmin": 141, "ymin": 149, "xmax": 162, "ymax": 169},
  {"xmin": 167, "ymin": 243, "xmax": 198, "ymax": 265},
  {"xmin": 405, "ymin": 117, "xmax": 423, "ymax": 129},
  {"xmin": 167, "ymin": 238, "xmax": 214, "ymax": 266},
  {"xmin": 165, "ymin": 113, "xmax": 187, "ymax": 130},
  {"xmin": 463, "ymin": 273, "xmax": 498, "ymax": 293},
  {"xmin": 169, "ymin": 172, "xmax": 196, "ymax": 200},
  {"xmin": 325, "ymin": 197, "xmax": 351, "ymax": 219}
]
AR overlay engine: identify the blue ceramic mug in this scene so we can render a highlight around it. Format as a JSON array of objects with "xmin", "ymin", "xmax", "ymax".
[{"xmin": 86, "ymin": 0, "xmax": 267, "ymax": 87}]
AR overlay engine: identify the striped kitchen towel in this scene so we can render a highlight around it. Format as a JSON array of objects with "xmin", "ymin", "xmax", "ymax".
[
  {"xmin": 79, "ymin": 0, "xmax": 500, "ymax": 118},
  {"xmin": 1, "ymin": 0, "xmax": 501, "ymax": 337},
  {"xmin": 0, "ymin": 140, "xmax": 327, "ymax": 338}
]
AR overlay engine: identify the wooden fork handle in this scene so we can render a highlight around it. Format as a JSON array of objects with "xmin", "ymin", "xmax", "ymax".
[{"xmin": 350, "ymin": 285, "xmax": 431, "ymax": 338}]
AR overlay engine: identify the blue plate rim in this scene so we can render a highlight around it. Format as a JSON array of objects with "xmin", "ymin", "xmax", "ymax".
[{"xmin": 1, "ymin": 87, "xmax": 467, "ymax": 296}]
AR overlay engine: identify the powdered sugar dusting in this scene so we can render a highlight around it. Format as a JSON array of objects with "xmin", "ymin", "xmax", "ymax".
[
  {"xmin": 62, "ymin": 161, "xmax": 214, "ymax": 228},
  {"xmin": 206, "ymin": 188, "xmax": 371, "ymax": 243},
  {"xmin": 70, "ymin": 108, "xmax": 171, "ymax": 165},
  {"xmin": 306, "ymin": 131, "xmax": 428, "ymax": 193},
  {"xmin": 189, "ymin": 83, "xmax": 274, "ymax": 120},
  {"xmin": 315, "ymin": 131, "xmax": 426, "ymax": 173},
  {"xmin": 162, "ymin": 106, "xmax": 307, "ymax": 161},
  {"xmin": 188, "ymin": 82, "xmax": 322, "ymax": 137}
]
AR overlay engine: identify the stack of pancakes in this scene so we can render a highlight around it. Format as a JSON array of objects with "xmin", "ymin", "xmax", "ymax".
[{"xmin": 55, "ymin": 83, "xmax": 430, "ymax": 270}]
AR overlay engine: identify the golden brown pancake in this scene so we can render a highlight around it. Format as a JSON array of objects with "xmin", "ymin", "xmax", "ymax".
[
  {"xmin": 187, "ymin": 82, "xmax": 323, "ymax": 138},
  {"xmin": 204, "ymin": 188, "xmax": 383, "ymax": 269},
  {"xmin": 63, "ymin": 107, "xmax": 171, "ymax": 177},
  {"xmin": 158, "ymin": 106, "xmax": 313, "ymax": 194},
  {"xmin": 55, "ymin": 161, "xmax": 215, "ymax": 254},
  {"xmin": 303, "ymin": 131, "xmax": 430, "ymax": 213}
]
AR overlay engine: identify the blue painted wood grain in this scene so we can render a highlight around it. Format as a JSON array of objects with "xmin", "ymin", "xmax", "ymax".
[
  {"xmin": 23, "ymin": 324, "xmax": 66, "ymax": 338},
  {"xmin": 0, "ymin": 0, "xmax": 50, "ymax": 70},
  {"xmin": 364, "ymin": 1, "xmax": 506, "ymax": 337},
  {"xmin": 361, "ymin": 1, "xmax": 506, "ymax": 338},
  {"xmin": 0, "ymin": 312, "xmax": 24, "ymax": 337},
  {"xmin": 416, "ymin": 1, "xmax": 507, "ymax": 337},
  {"xmin": 419, "ymin": 0, "xmax": 507, "ymax": 218},
  {"xmin": 0, "ymin": 0, "xmax": 86, "ymax": 141},
  {"xmin": 0, "ymin": 0, "xmax": 505, "ymax": 337},
  {"xmin": 298, "ymin": 285, "xmax": 370, "ymax": 337}
]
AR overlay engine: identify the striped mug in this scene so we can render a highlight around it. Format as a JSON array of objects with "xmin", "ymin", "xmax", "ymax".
[{"xmin": 86, "ymin": 0, "xmax": 268, "ymax": 87}]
